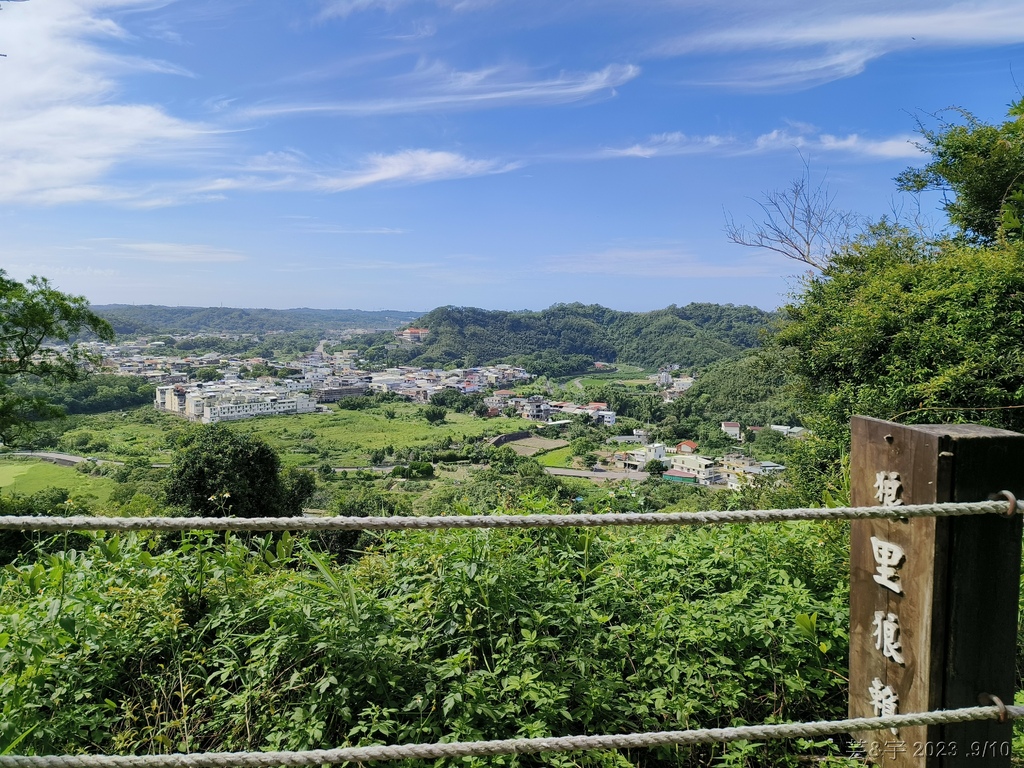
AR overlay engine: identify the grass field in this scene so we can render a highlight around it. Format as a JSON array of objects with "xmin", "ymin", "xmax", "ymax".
[
  {"xmin": 0, "ymin": 459, "xmax": 118, "ymax": 506},
  {"xmin": 535, "ymin": 446, "xmax": 574, "ymax": 467},
  {"xmin": 54, "ymin": 403, "xmax": 535, "ymax": 468}
]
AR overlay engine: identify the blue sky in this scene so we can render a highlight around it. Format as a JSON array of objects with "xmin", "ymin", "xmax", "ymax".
[{"xmin": 2, "ymin": 0, "xmax": 1024, "ymax": 312}]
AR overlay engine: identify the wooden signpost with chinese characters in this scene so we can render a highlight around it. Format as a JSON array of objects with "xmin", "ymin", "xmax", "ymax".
[{"xmin": 849, "ymin": 417, "xmax": 1024, "ymax": 767}]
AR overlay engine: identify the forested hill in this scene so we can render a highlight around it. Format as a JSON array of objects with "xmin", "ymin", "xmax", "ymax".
[
  {"xmin": 384, "ymin": 302, "xmax": 774, "ymax": 370},
  {"xmin": 94, "ymin": 305, "xmax": 423, "ymax": 335}
]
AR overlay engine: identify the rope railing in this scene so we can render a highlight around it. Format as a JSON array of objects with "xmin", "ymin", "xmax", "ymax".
[
  {"xmin": 0, "ymin": 498, "xmax": 1019, "ymax": 533},
  {"xmin": 1, "ymin": 706, "xmax": 1020, "ymax": 768},
  {"xmin": 4, "ymin": 497, "xmax": 1020, "ymax": 766}
]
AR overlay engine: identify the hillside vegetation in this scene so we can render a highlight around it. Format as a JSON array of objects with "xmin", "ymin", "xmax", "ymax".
[
  {"xmin": 367, "ymin": 303, "xmax": 773, "ymax": 371},
  {"xmin": 94, "ymin": 305, "xmax": 422, "ymax": 335}
]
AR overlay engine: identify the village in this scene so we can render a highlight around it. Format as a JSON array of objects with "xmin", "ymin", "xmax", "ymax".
[{"xmin": 76, "ymin": 331, "xmax": 800, "ymax": 493}]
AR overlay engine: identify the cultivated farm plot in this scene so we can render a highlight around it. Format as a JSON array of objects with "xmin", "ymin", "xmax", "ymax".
[{"xmin": 502, "ymin": 436, "xmax": 568, "ymax": 457}]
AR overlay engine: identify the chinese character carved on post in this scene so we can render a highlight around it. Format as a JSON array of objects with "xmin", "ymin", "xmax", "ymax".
[
  {"xmin": 874, "ymin": 471, "xmax": 903, "ymax": 506},
  {"xmin": 872, "ymin": 611, "xmax": 905, "ymax": 664},
  {"xmin": 869, "ymin": 677, "xmax": 900, "ymax": 734},
  {"xmin": 870, "ymin": 536, "xmax": 906, "ymax": 594}
]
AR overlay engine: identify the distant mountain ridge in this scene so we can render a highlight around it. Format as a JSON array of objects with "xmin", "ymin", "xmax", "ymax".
[
  {"xmin": 93, "ymin": 305, "xmax": 423, "ymax": 335},
  {"xmin": 381, "ymin": 302, "xmax": 775, "ymax": 370}
]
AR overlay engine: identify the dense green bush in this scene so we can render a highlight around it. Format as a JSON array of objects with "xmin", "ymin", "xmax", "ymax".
[{"xmin": 0, "ymin": 501, "xmax": 851, "ymax": 766}]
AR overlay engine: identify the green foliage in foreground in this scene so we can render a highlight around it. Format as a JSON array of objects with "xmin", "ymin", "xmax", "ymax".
[{"xmin": 0, "ymin": 506, "xmax": 851, "ymax": 767}]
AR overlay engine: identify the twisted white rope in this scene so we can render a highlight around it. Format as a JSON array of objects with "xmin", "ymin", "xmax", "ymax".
[
  {"xmin": 2, "ymin": 706, "xmax": 1018, "ymax": 768},
  {"xmin": 0, "ymin": 499, "xmax": 1017, "ymax": 532}
]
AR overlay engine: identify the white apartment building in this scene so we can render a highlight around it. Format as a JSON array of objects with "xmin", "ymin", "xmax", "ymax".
[
  {"xmin": 616, "ymin": 443, "xmax": 667, "ymax": 471},
  {"xmin": 155, "ymin": 382, "xmax": 316, "ymax": 424},
  {"xmin": 670, "ymin": 454, "xmax": 721, "ymax": 485}
]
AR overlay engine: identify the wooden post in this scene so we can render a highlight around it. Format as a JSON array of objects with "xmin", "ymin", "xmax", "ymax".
[{"xmin": 849, "ymin": 417, "xmax": 1024, "ymax": 767}]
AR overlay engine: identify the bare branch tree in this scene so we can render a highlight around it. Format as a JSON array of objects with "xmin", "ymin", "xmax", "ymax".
[{"xmin": 724, "ymin": 160, "xmax": 861, "ymax": 271}]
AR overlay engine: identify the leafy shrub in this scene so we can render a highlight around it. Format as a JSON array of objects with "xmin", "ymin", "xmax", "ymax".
[{"xmin": 0, "ymin": 505, "xmax": 851, "ymax": 766}]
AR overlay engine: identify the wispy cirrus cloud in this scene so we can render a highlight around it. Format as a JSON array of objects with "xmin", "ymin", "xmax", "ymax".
[
  {"xmin": 656, "ymin": 1, "xmax": 1024, "ymax": 89},
  {"xmin": 200, "ymin": 148, "xmax": 517, "ymax": 194},
  {"xmin": 318, "ymin": 0, "xmax": 497, "ymax": 20},
  {"xmin": 689, "ymin": 3, "xmax": 1024, "ymax": 50},
  {"xmin": 318, "ymin": 149, "xmax": 517, "ymax": 191},
  {"xmin": 244, "ymin": 62, "xmax": 640, "ymax": 117}
]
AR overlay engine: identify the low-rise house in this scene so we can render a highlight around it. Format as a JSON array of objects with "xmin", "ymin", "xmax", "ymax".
[
  {"xmin": 770, "ymin": 425, "xmax": 808, "ymax": 438},
  {"xmin": 721, "ymin": 421, "xmax": 742, "ymax": 440},
  {"xmin": 615, "ymin": 443, "xmax": 667, "ymax": 471},
  {"xmin": 718, "ymin": 453, "xmax": 787, "ymax": 489},
  {"xmin": 394, "ymin": 327, "xmax": 430, "ymax": 343},
  {"xmin": 662, "ymin": 469, "xmax": 698, "ymax": 484},
  {"xmin": 670, "ymin": 454, "xmax": 721, "ymax": 485}
]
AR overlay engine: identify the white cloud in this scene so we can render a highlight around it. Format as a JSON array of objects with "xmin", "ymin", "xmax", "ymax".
[
  {"xmin": 748, "ymin": 128, "xmax": 922, "ymax": 159},
  {"xmin": 701, "ymin": 47, "xmax": 882, "ymax": 90},
  {"xmin": 544, "ymin": 247, "xmax": 778, "ymax": 279},
  {"xmin": 0, "ymin": 0, "xmax": 217, "ymax": 205},
  {"xmin": 599, "ymin": 132, "xmax": 731, "ymax": 158},
  {"xmin": 817, "ymin": 133, "xmax": 922, "ymax": 159},
  {"xmin": 595, "ymin": 127, "xmax": 920, "ymax": 161},
  {"xmin": 203, "ymin": 148, "xmax": 517, "ymax": 193},
  {"xmin": 319, "ymin": 149, "xmax": 517, "ymax": 190},
  {"xmin": 245, "ymin": 63, "xmax": 640, "ymax": 117}
]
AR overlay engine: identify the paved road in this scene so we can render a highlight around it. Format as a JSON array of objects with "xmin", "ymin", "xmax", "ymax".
[
  {"xmin": 7, "ymin": 451, "xmax": 135, "ymax": 467},
  {"xmin": 9, "ymin": 450, "xmax": 97, "ymax": 466},
  {"xmin": 6, "ymin": 452, "xmax": 644, "ymax": 484},
  {"xmin": 544, "ymin": 467, "xmax": 648, "ymax": 482}
]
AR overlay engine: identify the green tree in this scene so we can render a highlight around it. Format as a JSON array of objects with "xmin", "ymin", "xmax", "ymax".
[
  {"xmin": 193, "ymin": 366, "xmax": 221, "ymax": 382},
  {"xmin": 0, "ymin": 271, "xmax": 114, "ymax": 445},
  {"xmin": 280, "ymin": 467, "xmax": 317, "ymax": 515},
  {"xmin": 896, "ymin": 99, "xmax": 1024, "ymax": 243},
  {"xmin": 569, "ymin": 437, "xmax": 595, "ymax": 456},
  {"xmin": 422, "ymin": 405, "xmax": 447, "ymax": 424},
  {"xmin": 774, "ymin": 223, "xmax": 1024, "ymax": 502},
  {"xmin": 777, "ymin": 224, "xmax": 1024, "ymax": 429},
  {"xmin": 643, "ymin": 458, "xmax": 666, "ymax": 476},
  {"xmin": 164, "ymin": 424, "xmax": 297, "ymax": 518}
]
